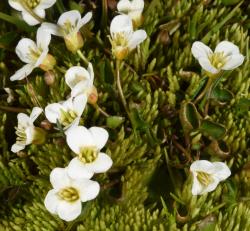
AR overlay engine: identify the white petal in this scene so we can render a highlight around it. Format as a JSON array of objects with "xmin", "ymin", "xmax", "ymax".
[
  {"xmin": 15, "ymin": 38, "xmax": 37, "ymax": 63},
  {"xmin": 87, "ymin": 63, "xmax": 94, "ymax": 86},
  {"xmin": 37, "ymin": 0, "xmax": 56, "ymax": 9},
  {"xmin": 117, "ymin": 0, "xmax": 132, "ymax": 12},
  {"xmin": 34, "ymin": 49, "xmax": 49, "ymax": 67},
  {"xmin": 8, "ymin": 0, "xmax": 23, "ymax": 11},
  {"xmin": 45, "ymin": 103, "xmax": 63, "ymax": 123},
  {"xmin": 21, "ymin": 9, "xmax": 45, "ymax": 26},
  {"xmin": 10, "ymin": 64, "xmax": 34, "ymax": 81},
  {"xmin": 84, "ymin": 153, "xmax": 113, "ymax": 174},
  {"xmin": 66, "ymin": 126, "xmax": 94, "ymax": 154},
  {"xmin": 77, "ymin": 12, "xmax": 93, "ymax": 31},
  {"xmin": 30, "ymin": 107, "xmax": 43, "ymax": 122},
  {"xmin": 57, "ymin": 200, "xmax": 82, "ymax": 222},
  {"xmin": 222, "ymin": 54, "xmax": 245, "ymax": 70},
  {"xmin": 191, "ymin": 41, "xmax": 213, "ymax": 60},
  {"xmin": 73, "ymin": 179, "xmax": 100, "ymax": 202},
  {"xmin": 190, "ymin": 160, "xmax": 215, "ymax": 174},
  {"xmin": 128, "ymin": 30, "xmax": 147, "ymax": 50},
  {"xmin": 41, "ymin": 23, "xmax": 63, "ymax": 36},
  {"xmin": 17, "ymin": 113, "xmax": 32, "ymax": 127},
  {"xmin": 44, "ymin": 189, "xmax": 60, "ymax": 214},
  {"xmin": 58, "ymin": 10, "xmax": 81, "ymax": 29},
  {"xmin": 70, "ymin": 81, "xmax": 90, "ymax": 97},
  {"xmin": 25, "ymin": 126, "xmax": 35, "ymax": 144},
  {"xmin": 65, "ymin": 66, "xmax": 91, "ymax": 89},
  {"xmin": 191, "ymin": 174, "xmax": 203, "ymax": 195},
  {"xmin": 50, "ymin": 167, "xmax": 71, "ymax": 189},
  {"xmin": 36, "ymin": 27, "xmax": 51, "ymax": 50},
  {"xmin": 130, "ymin": 0, "xmax": 144, "ymax": 11},
  {"xmin": 212, "ymin": 162, "xmax": 231, "ymax": 181},
  {"xmin": 198, "ymin": 57, "xmax": 219, "ymax": 74},
  {"xmin": 67, "ymin": 158, "xmax": 94, "ymax": 179},
  {"xmin": 89, "ymin": 127, "xmax": 109, "ymax": 150},
  {"xmin": 214, "ymin": 41, "xmax": 240, "ymax": 56},
  {"xmin": 72, "ymin": 94, "xmax": 87, "ymax": 116},
  {"xmin": 11, "ymin": 143, "xmax": 25, "ymax": 153},
  {"xmin": 203, "ymin": 178, "xmax": 220, "ymax": 193},
  {"xmin": 110, "ymin": 15, "xmax": 133, "ymax": 36}
]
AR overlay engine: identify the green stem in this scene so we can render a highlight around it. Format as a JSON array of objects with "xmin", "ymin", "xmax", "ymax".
[
  {"xmin": 194, "ymin": 77, "xmax": 213, "ymax": 104},
  {"xmin": 93, "ymin": 104, "xmax": 110, "ymax": 117},
  {"xmin": 116, "ymin": 60, "xmax": 130, "ymax": 117},
  {"xmin": 77, "ymin": 50, "xmax": 89, "ymax": 66},
  {"xmin": 0, "ymin": 105, "xmax": 27, "ymax": 113}
]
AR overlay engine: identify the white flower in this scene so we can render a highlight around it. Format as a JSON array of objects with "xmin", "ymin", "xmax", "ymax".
[
  {"xmin": 8, "ymin": 0, "xmax": 56, "ymax": 26},
  {"xmin": 117, "ymin": 0, "xmax": 144, "ymax": 27},
  {"xmin": 66, "ymin": 126, "xmax": 113, "ymax": 179},
  {"xmin": 44, "ymin": 167, "xmax": 100, "ymax": 222},
  {"xmin": 45, "ymin": 94, "xmax": 87, "ymax": 130},
  {"xmin": 109, "ymin": 15, "xmax": 147, "ymax": 60},
  {"xmin": 191, "ymin": 41, "xmax": 244, "ymax": 74},
  {"xmin": 190, "ymin": 160, "xmax": 231, "ymax": 195},
  {"xmin": 11, "ymin": 107, "xmax": 44, "ymax": 153},
  {"xmin": 65, "ymin": 63, "xmax": 94, "ymax": 98},
  {"xmin": 41, "ymin": 10, "xmax": 92, "ymax": 53},
  {"xmin": 10, "ymin": 27, "xmax": 55, "ymax": 81}
]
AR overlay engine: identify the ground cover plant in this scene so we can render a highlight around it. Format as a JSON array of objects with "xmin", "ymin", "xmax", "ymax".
[{"xmin": 0, "ymin": 0, "xmax": 249, "ymax": 230}]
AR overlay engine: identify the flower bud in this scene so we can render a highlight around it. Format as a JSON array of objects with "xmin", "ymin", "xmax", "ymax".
[
  {"xmin": 88, "ymin": 86, "xmax": 98, "ymax": 105},
  {"xmin": 44, "ymin": 70, "xmax": 55, "ymax": 86},
  {"xmin": 39, "ymin": 54, "xmax": 56, "ymax": 71},
  {"xmin": 31, "ymin": 127, "xmax": 47, "ymax": 145},
  {"xmin": 40, "ymin": 120, "xmax": 53, "ymax": 131},
  {"xmin": 64, "ymin": 32, "xmax": 84, "ymax": 54}
]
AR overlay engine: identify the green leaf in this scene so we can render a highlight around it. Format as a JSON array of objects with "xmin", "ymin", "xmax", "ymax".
[
  {"xmin": 199, "ymin": 120, "xmax": 226, "ymax": 140},
  {"xmin": 106, "ymin": 116, "xmax": 124, "ymax": 129},
  {"xmin": 0, "ymin": 12, "xmax": 34, "ymax": 33},
  {"xmin": 221, "ymin": 0, "xmax": 242, "ymax": 5},
  {"xmin": 0, "ymin": 32, "xmax": 18, "ymax": 47},
  {"xmin": 204, "ymin": 140, "xmax": 230, "ymax": 159},
  {"xmin": 211, "ymin": 86, "xmax": 233, "ymax": 103},
  {"xmin": 180, "ymin": 102, "xmax": 201, "ymax": 134},
  {"xmin": 235, "ymin": 98, "xmax": 250, "ymax": 114},
  {"xmin": 69, "ymin": 1, "xmax": 84, "ymax": 14}
]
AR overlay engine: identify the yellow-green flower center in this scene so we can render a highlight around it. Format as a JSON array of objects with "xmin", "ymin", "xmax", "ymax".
[
  {"xmin": 24, "ymin": 0, "xmax": 40, "ymax": 9},
  {"xmin": 196, "ymin": 171, "xmax": 214, "ymax": 186},
  {"xmin": 57, "ymin": 187, "xmax": 79, "ymax": 202},
  {"xmin": 29, "ymin": 47, "xmax": 42, "ymax": 61},
  {"xmin": 78, "ymin": 146, "xmax": 98, "ymax": 163},
  {"xmin": 62, "ymin": 20, "xmax": 76, "ymax": 35},
  {"xmin": 59, "ymin": 109, "xmax": 78, "ymax": 127},
  {"xmin": 209, "ymin": 52, "xmax": 227, "ymax": 69},
  {"xmin": 15, "ymin": 126, "xmax": 27, "ymax": 145},
  {"xmin": 113, "ymin": 33, "xmax": 129, "ymax": 47}
]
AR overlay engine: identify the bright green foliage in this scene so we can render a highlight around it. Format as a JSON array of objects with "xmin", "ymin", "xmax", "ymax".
[{"xmin": 0, "ymin": 0, "xmax": 250, "ymax": 230}]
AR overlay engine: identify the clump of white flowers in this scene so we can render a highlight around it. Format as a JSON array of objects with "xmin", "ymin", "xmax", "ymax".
[
  {"xmin": 191, "ymin": 41, "xmax": 244, "ymax": 75},
  {"xmin": 190, "ymin": 160, "xmax": 231, "ymax": 195}
]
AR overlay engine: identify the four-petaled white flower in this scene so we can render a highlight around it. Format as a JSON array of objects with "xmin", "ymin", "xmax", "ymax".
[
  {"xmin": 109, "ymin": 15, "xmax": 147, "ymax": 60},
  {"xmin": 11, "ymin": 107, "xmax": 44, "ymax": 153},
  {"xmin": 190, "ymin": 160, "xmax": 231, "ymax": 196},
  {"xmin": 45, "ymin": 94, "xmax": 87, "ymax": 130},
  {"xmin": 117, "ymin": 0, "xmax": 144, "ymax": 27},
  {"xmin": 10, "ymin": 27, "xmax": 55, "ymax": 81},
  {"xmin": 44, "ymin": 167, "xmax": 100, "ymax": 222},
  {"xmin": 8, "ymin": 0, "xmax": 56, "ymax": 26},
  {"xmin": 191, "ymin": 41, "xmax": 244, "ymax": 74},
  {"xmin": 41, "ymin": 10, "xmax": 92, "ymax": 53},
  {"xmin": 66, "ymin": 126, "xmax": 113, "ymax": 179},
  {"xmin": 65, "ymin": 63, "xmax": 95, "ymax": 98}
]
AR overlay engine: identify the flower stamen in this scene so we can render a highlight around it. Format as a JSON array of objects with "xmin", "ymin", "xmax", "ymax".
[
  {"xmin": 209, "ymin": 52, "xmax": 227, "ymax": 69},
  {"xmin": 57, "ymin": 187, "xmax": 79, "ymax": 202},
  {"xmin": 24, "ymin": 0, "xmax": 41, "ymax": 9},
  {"xmin": 78, "ymin": 146, "xmax": 98, "ymax": 163},
  {"xmin": 196, "ymin": 171, "xmax": 214, "ymax": 186},
  {"xmin": 59, "ymin": 109, "xmax": 78, "ymax": 127}
]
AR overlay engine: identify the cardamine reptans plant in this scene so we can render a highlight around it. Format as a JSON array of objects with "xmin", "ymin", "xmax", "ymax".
[{"xmin": 0, "ymin": 0, "xmax": 249, "ymax": 230}]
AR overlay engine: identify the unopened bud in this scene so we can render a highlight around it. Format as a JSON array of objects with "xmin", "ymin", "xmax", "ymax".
[
  {"xmin": 88, "ymin": 86, "xmax": 98, "ymax": 105},
  {"xmin": 16, "ymin": 151, "xmax": 27, "ymax": 158},
  {"xmin": 44, "ymin": 71, "xmax": 55, "ymax": 86},
  {"xmin": 39, "ymin": 54, "xmax": 56, "ymax": 71},
  {"xmin": 132, "ymin": 15, "xmax": 144, "ymax": 29},
  {"xmin": 64, "ymin": 32, "xmax": 84, "ymax": 53},
  {"xmin": 40, "ymin": 120, "xmax": 53, "ymax": 131}
]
